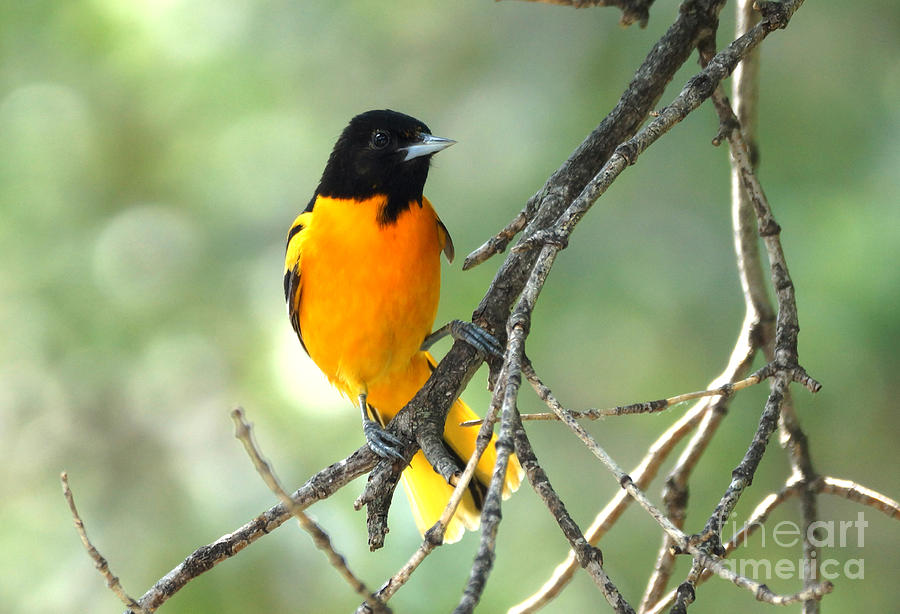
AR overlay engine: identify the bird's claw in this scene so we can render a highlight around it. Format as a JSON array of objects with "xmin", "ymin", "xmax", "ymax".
[
  {"xmin": 363, "ymin": 419, "xmax": 406, "ymax": 462},
  {"xmin": 450, "ymin": 320, "xmax": 504, "ymax": 359}
]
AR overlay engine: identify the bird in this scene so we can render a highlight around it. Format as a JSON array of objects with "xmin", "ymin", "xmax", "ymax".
[{"xmin": 283, "ymin": 109, "xmax": 522, "ymax": 543}]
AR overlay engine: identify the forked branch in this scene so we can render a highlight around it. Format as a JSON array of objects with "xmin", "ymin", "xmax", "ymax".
[{"xmin": 55, "ymin": 2, "xmax": 900, "ymax": 613}]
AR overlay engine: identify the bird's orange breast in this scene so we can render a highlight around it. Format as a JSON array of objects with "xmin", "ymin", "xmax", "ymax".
[{"xmin": 297, "ymin": 195, "xmax": 444, "ymax": 397}]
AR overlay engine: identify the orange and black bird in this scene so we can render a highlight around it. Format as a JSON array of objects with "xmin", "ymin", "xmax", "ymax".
[{"xmin": 284, "ymin": 110, "xmax": 522, "ymax": 542}]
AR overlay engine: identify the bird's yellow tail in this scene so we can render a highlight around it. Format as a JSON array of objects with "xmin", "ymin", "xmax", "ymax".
[{"xmin": 366, "ymin": 352, "xmax": 523, "ymax": 543}]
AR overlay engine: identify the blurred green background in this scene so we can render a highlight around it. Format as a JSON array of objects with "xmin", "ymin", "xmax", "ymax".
[{"xmin": 2, "ymin": 1, "xmax": 898, "ymax": 612}]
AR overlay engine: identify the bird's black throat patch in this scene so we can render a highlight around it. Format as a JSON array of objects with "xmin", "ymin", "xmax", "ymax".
[{"xmin": 315, "ymin": 110, "xmax": 435, "ymax": 226}]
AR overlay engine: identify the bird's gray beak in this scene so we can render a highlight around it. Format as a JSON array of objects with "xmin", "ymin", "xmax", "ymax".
[{"xmin": 400, "ymin": 133, "xmax": 456, "ymax": 161}]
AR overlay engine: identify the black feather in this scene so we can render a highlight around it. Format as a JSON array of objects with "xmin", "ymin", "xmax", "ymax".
[{"xmin": 317, "ymin": 110, "xmax": 435, "ymax": 225}]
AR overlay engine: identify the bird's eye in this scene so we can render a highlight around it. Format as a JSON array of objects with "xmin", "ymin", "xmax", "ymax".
[{"xmin": 371, "ymin": 130, "xmax": 390, "ymax": 150}]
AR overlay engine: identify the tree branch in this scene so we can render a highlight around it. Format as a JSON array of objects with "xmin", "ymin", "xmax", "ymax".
[
  {"xmin": 511, "ymin": 374, "xmax": 635, "ymax": 613},
  {"xmin": 51, "ymin": 3, "xmax": 895, "ymax": 613},
  {"xmin": 456, "ymin": 244, "xmax": 549, "ymax": 613},
  {"xmin": 361, "ymin": 400, "xmax": 505, "ymax": 611},
  {"xmin": 230, "ymin": 409, "xmax": 389, "ymax": 614},
  {"xmin": 518, "ymin": 360, "xmax": 832, "ymax": 609},
  {"xmin": 464, "ymin": 370, "xmax": 769, "ymax": 425},
  {"xmin": 125, "ymin": 446, "xmax": 378, "ymax": 612},
  {"xmin": 510, "ymin": 287, "xmax": 765, "ymax": 613},
  {"xmin": 706, "ymin": 27, "xmax": 823, "ymax": 606},
  {"xmin": 464, "ymin": 0, "xmax": 726, "ymax": 271},
  {"xmin": 818, "ymin": 477, "xmax": 900, "ymax": 519},
  {"xmin": 509, "ymin": 368, "xmax": 718, "ymax": 613},
  {"xmin": 644, "ymin": 475, "xmax": 900, "ymax": 613},
  {"xmin": 363, "ymin": 0, "xmax": 731, "ymax": 556},
  {"xmin": 61, "ymin": 473, "xmax": 149, "ymax": 614}
]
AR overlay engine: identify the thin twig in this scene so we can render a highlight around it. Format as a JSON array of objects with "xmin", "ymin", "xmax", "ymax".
[
  {"xmin": 523, "ymin": 364, "xmax": 690, "ymax": 545},
  {"xmin": 700, "ymin": 90, "xmax": 825, "ymax": 535},
  {"xmin": 819, "ymin": 477, "xmax": 900, "ymax": 519},
  {"xmin": 471, "ymin": 232, "xmax": 636, "ymax": 612},
  {"xmin": 674, "ymin": 4, "xmax": 822, "ymax": 608},
  {"xmin": 645, "ymin": 474, "xmax": 900, "ymax": 613},
  {"xmin": 510, "ymin": 387, "xmax": 635, "ymax": 613},
  {"xmin": 61, "ymin": 472, "xmax": 149, "ymax": 614},
  {"xmin": 639, "ymin": 317, "xmax": 767, "ymax": 611},
  {"xmin": 457, "ymin": 244, "xmax": 561, "ymax": 612},
  {"xmin": 691, "ymin": 37, "xmax": 822, "ymax": 581},
  {"xmin": 682, "ymin": 540, "xmax": 833, "ymax": 606},
  {"xmin": 366, "ymin": 400, "xmax": 504, "ymax": 609},
  {"xmin": 520, "ymin": 364, "xmax": 833, "ymax": 607},
  {"xmin": 509, "ymin": 322, "xmax": 756, "ymax": 613},
  {"xmin": 646, "ymin": 3, "xmax": 823, "ymax": 610},
  {"xmin": 512, "ymin": 0, "xmax": 807, "ymax": 262},
  {"xmin": 519, "ymin": 360, "xmax": 799, "ymax": 612},
  {"xmin": 462, "ymin": 371, "xmax": 767, "ymax": 426},
  {"xmin": 700, "ymin": 372, "xmax": 792, "ymax": 546},
  {"xmin": 706, "ymin": 21, "xmax": 823, "ymax": 611},
  {"xmin": 454, "ymin": 344, "xmax": 521, "ymax": 613},
  {"xmin": 459, "ymin": 24, "xmax": 835, "ymax": 592},
  {"xmin": 644, "ymin": 480, "xmax": 801, "ymax": 614},
  {"xmin": 229, "ymin": 409, "xmax": 388, "ymax": 614},
  {"xmin": 127, "ymin": 445, "xmax": 378, "ymax": 613},
  {"xmin": 463, "ymin": 207, "xmax": 530, "ymax": 271},
  {"xmin": 640, "ymin": 3, "xmax": 776, "ymax": 604}
]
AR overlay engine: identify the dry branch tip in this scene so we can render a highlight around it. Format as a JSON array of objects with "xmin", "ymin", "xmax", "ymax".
[{"xmin": 61, "ymin": 472, "xmax": 148, "ymax": 614}]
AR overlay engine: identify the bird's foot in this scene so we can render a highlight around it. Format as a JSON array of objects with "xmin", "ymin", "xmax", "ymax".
[
  {"xmin": 362, "ymin": 418, "xmax": 406, "ymax": 462},
  {"xmin": 421, "ymin": 319, "xmax": 504, "ymax": 358}
]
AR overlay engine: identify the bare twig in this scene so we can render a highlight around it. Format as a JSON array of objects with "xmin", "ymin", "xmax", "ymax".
[
  {"xmin": 707, "ymin": 15, "xmax": 824, "ymax": 607},
  {"xmin": 510, "ymin": 3, "xmax": 820, "ymax": 611},
  {"xmin": 456, "ymin": 244, "xmax": 560, "ymax": 613},
  {"xmin": 127, "ymin": 445, "xmax": 378, "ymax": 613},
  {"xmin": 523, "ymin": 363, "xmax": 685, "ymax": 541},
  {"xmin": 454, "ymin": 360, "xmax": 519, "ymax": 614},
  {"xmin": 465, "ymin": 0, "xmax": 724, "ymax": 279},
  {"xmin": 520, "ymin": 362, "xmax": 833, "ymax": 607},
  {"xmin": 461, "ymin": 370, "xmax": 768, "ymax": 426},
  {"xmin": 660, "ymin": 554, "xmax": 832, "ymax": 611},
  {"xmin": 819, "ymin": 477, "xmax": 900, "ymax": 519},
  {"xmin": 61, "ymin": 472, "xmax": 148, "ymax": 614},
  {"xmin": 510, "ymin": 391, "xmax": 635, "ymax": 613},
  {"xmin": 693, "ymin": 31, "xmax": 822, "ymax": 562},
  {"xmin": 699, "ymin": 373, "xmax": 792, "ymax": 548},
  {"xmin": 510, "ymin": 305, "xmax": 763, "ymax": 613},
  {"xmin": 643, "ymin": 480, "xmax": 799, "ymax": 613},
  {"xmin": 459, "ymin": 25, "xmax": 829, "ymax": 582},
  {"xmin": 499, "ymin": 88, "xmax": 827, "ymax": 605},
  {"xmin": 509, "ymin": 380, "xmax": 712, "ymax": 613},
  {"xmin": 365, "ymin": 399, "xmax": 504, "ymax": 610},
  {"xmin": 640, "ymin": 2, "xmax": 775, "ymax": 604},
  {"xmin": 639, "ymin": 318, "xmax": 767, "ymax": 611},
  {"xmin": 229, "ymin": 409, "xmax": 388, "ymax": 614},
  {"xmin": 466, "ymin": 227, "xmax": 638, "ymax": 612},
  {"xmin": 645, "ymin": 2, "xmax": 824, "ymax": 609},
  {"xmin": 463, "ymin": 207, "xmax": 530, "ymax": 271},
  {"xmin": 645, "ymin": 474, "xmax": 900, "ymax": 613},
  {"xmin": 656, "ymin": 5, "xmax": 825, "ymax": 610}
]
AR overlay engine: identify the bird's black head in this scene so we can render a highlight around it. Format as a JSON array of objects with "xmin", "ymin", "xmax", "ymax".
[{"xmin": 316, "ymin": 110, "xmax": 455, "ymax": 224}]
